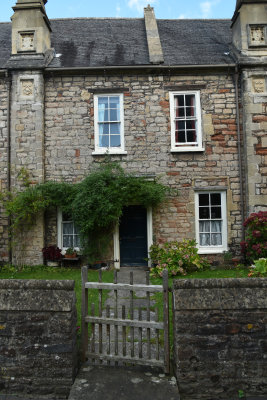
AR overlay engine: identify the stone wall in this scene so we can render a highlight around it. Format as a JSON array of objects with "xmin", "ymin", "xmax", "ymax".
[
  {"xmin": 10, "ymin": 70, "xmax": 45, "ymax": 265},
  {"xmin": 0, "ymin": 77, "xmax": 9, "ymax": 263},
  {"xmin": 241, "ymin": 68, "xmax": 267, "ymax": 215},
  {"xmin": 0, "ymin": 279, "xmax": 78, "ymax": 399},
  {"xmin": 173, "ymin": 278, "xmax": 267, "ymax": 400},
  {"xmin": 44, "ymin": 71, "xmax": 243, "ymax": 257}
]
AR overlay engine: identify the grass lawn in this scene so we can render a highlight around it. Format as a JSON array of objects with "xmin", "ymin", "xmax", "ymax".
[{"xmin": 0, "ymin": 265, "xmax": 249, "ymax": 348}]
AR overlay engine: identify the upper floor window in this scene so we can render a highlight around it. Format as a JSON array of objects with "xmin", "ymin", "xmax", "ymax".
[
  {"xmin": 93, "ymin": 94, "xmax": 126, "ymax": 155},
  {"xmin": 195, "ymin": 191, "xmax": 227, "ymax": 254},
  {"xmin": 169, "ymin": 91, "xmax": 203, "ymax": 152}
]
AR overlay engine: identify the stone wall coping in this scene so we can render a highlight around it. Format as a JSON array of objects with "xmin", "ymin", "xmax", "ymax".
[
  {"xmin": 0, "ymin": 279, "xmax": 75, "ymax": 290},
  {"xmin": 173, "ymin": 277, "xmax": 267, "ymax": 289}
]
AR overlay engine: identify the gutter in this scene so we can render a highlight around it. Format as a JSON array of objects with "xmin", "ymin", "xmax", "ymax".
[
  {"xmin": 5, "ymin": 70, "xmax": 12, "ymax": 263},
  {"xmin": 45, "ymin": 63, "xmax": 237, "ymax": 73},
  {"xmin": 234, "ymin": 66, "xmax": 245, "ymax": 243}
]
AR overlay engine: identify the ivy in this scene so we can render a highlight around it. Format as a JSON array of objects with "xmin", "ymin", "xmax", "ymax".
[{"xmin": 0, "ymin": 162, "xmax": 170, "ymax": 261}]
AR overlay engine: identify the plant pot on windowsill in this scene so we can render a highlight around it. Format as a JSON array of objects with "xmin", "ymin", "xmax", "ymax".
[
  {"xmin": 64, "ymin": 248, "xmax": 77, "ymax": 259},
  {"xmin": 64, "ymin": 253, "xmax": 77, "ymax": 259}
]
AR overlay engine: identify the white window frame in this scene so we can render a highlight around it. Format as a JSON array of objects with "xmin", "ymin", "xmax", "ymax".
[
  {"xmin": 195, "ymin": 191, "xmax": 227, "ymax": 254},
  {"xmin": 169, "ymin": 91, "xmax": 204, "ymax": 152},
  {"xmin": 92, "ymin": 93, "xmax": 127, "ymax": 155},
  {"xmin": 57, "ymin": 210, "xmax": 80, "ymax": 254}
]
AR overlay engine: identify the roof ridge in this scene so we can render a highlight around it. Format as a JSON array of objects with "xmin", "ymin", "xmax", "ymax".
[{"xmin": 50, "ymin": 17, "xmax": 144, "ymax": 21}]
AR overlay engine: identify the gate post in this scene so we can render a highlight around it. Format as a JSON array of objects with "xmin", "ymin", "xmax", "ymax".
[
  {"xmin": 163, "ymin": 269, "xmax": 170, "ymax": 374},
  {"xmin": 81, "ymin": 266, "xmax": 88, "ymax": 362}
]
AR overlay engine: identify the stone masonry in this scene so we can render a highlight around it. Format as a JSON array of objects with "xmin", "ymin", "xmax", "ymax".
[
  {"xmin": 10, "ymin": 70, "xmax": 45, "ymax": 265},
  {"xmin": 241, "ymin": 69, "xmax": 267, "ymax": 214},
  {"xmin": 0, "ymin": 77, "xmax": 9, "ymax": 263},
  {"xmin": 44, "ymin": 71, "xmax": 243, "ymax": 259},
  {"xmin": 0, "ymin": 0, "xmax": 266, "ymax": 265},
  {"xmin": 173, "ymin": 278, "xmax": 267, "ymax": 400},
  {"xmin": 0, "ymin": 279, "xmax": 78, "ymax": 399}
]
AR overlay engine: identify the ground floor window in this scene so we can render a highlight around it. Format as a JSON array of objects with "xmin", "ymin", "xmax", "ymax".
[
  {"xmin": 57, "ymin": 210, "xmax": 80, "ymax": 252},
  {"xmin": 195, "ymin": 191, "xmax": 227, "ymax": 253}
]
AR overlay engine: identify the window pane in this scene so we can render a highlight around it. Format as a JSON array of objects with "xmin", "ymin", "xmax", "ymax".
[
  {"xmin": 63, "ymin": 222, "xmax": 73, "ymax": 235},
  {"xmin": 110, "ymin": 109, "xmax": 120, "ymax": 121},
  {"xmin": 177, "ymin": 107, "xmax": 185, "ymax": 118},
  {"xmin": 74, "ymin": 235, "xmax": 80, "ymax": 247},
  {"xmin": 199, "ymin": 221, "xmax": 210, "ymax": 233},
  {"xmin": 110, "ymin": 135, "xmax": 121, "ymax": 147},
  {"xmin": 177, "ymin": 121, "xmax": 185, "ymax": 130},
  {"xmin": 200, "ymin": 233, "xmax": 210, "ymax": 246},
  {"xmin": 109, "ymin": 97, "xmax": 120, "ymax": 108},
  {"xmin": 99, "ymin": 135, "xmax": 109, "ymax": 147},
  {"xmin": 185, "ymin": 94, "xmax": 195, "ymax": 107},
  {"xmin": 199, "ymin": 194, "xmax": 209, "ymax": 206},
  {"xmin": 187, "ymin": 120, "xmax": 196, "ymax": 130},
  {"xmin": 176, "ymin": 95, "xmax": 184, "ymax": 107},
  {"xmin": 211, "ymin": 221, "xmax": 222, "ymax": 232},
  {"xmin": 98, "ymin": 97, "xmax": 108, "ymax": 106},
  {"xmin": 177, "ymin": 131, "xmax": 186, "ymax": 143},
  {"xmin": 211, "ymin": 233, "xmax": 222, "ymax": 246},
  {"xmin": 211, "ymin": 207, "xmax": 221, "ymax": 219},
  {"xmin": 187, "ymin": 130, "xmax": 196, "ymax": 142},
  {"xmin": 110, "ymin": 123, "xmax": 120, "ymax": 135},
  {"xmin": 104, "ymin": 110, "xmax": 109, "ymax": 121},
  {"xmin": 199, "ymin": 207, "xmax": 210, "ymax": 219},
  {"xmin": 98, "ymin": 98, "xmax": 108, "ymax": 122},
  {"xmin": 63, "ymin": 235, "xmax": 73, "ymax": 248},
  {"xmin": 211, "ymin": 193, "xmax": 221, "ymax": 206},
  {"xmin": 102, "ymin": 124, "xmax": 109, "ymax": 134}
]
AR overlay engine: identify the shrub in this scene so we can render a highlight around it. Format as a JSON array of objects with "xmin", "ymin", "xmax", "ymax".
[
  {"xmin": 240, "ymin": 211, "xmax": 267, "ymax": 262},
  {"xmin": 149, "ymin": 239, "xmax": 210, "ymax": 278},
  {"xmin": 248, "ymin": 258, "xmax": 267, "ymax": 277},
  {"xmin": 42, "ymin": 246, "xmax": 62, "ymax": 261}
]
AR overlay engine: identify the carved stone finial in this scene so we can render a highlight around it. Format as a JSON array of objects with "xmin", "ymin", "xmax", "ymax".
[{"xmin": 144, "ymin": 4, "xmax": 153, "ymax": 11}]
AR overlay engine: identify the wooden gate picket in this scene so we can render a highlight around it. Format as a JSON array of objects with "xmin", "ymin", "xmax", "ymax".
[{"xmin": 81, "ymin": 266, "xmax": 170, "ymax": 373}]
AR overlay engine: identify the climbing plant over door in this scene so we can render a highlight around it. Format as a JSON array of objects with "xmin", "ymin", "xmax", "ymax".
[{"xmin": 0, "ymin": 162, "xmax": 170, "ymax": 261}]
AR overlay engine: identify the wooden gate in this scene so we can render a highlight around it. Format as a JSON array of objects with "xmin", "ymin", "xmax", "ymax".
[{"xmin": 81, "ymin": 266, "xmax": 170, "ymax": 373}]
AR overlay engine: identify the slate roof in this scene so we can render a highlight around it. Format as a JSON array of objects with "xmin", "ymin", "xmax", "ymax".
[{"xmin": 0, "ymin": 18, "xmax": 234, "ymax": 69}]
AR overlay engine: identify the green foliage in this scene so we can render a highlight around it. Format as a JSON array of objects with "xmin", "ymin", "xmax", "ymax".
[
  {"xmin": 0, "ymin": 162, "xmax": 168, "ymax": 261},
  {"xmin": 248, "ymin": 258, "xmax": 267, "ymax": 277},
  {"xmin": 65, "ymin": 247, "xmax": 76, "ymax": 255},
  {"xmin": 241, "ymin": 211, "xmax": 267, "ymax": 262},
  {"xmin": 149, "ymin": 239, "xmax": 210, "ymax": 278}
]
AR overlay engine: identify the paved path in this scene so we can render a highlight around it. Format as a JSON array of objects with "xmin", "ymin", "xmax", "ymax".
[{"xmin": 68, "ymin": 267, "xmax": 179, "ymax": 400}]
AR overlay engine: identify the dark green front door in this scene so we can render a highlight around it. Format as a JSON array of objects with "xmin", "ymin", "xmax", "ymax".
[{"xmin": 119, "ymin": 206, "xmax": 148, "ymax": 266}]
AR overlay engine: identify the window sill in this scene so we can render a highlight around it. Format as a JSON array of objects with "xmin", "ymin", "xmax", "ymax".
[
  {"xmin": 92, "ymin": 150, "xmax": 128, "ymax": 156},
  {"xmin": 171, "ymin": 147, "xmax": 204, "ymax": 153},
  {"xmin": 198, "ymin": 247, "xmax": 227, "ymax": 254}
]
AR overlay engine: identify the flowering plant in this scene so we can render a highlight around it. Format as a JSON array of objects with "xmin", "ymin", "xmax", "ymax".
[
  {"xmin": 149, "ymin": 239, "xmax": 210, "ymax": 278},
  {"xmin": 42, "ymin": 245, "xmax": 62, "ymax": 261},
  {"xmin": 240, "ymin": 211, "xmax": 267, "ymax": 262}
]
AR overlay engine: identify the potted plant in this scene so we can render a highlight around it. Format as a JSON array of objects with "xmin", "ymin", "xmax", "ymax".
[
  {"xmin": 42, "ymin": 245, "xmax": 62, "ymax": 266},
  {"xmin": 64, "ymin": 247, "xmax": 77, "ymax": 259}
]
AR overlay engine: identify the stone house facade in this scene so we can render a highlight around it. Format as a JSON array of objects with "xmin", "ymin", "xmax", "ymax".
[{"xmin": 0, "ymin": 0, "xmax": 266, "ymax": 266}]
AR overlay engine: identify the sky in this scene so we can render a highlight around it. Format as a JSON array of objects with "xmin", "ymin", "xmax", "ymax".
[{"xmin": 0, "ymin": 0, "xmax": 236, "ymax": 22}]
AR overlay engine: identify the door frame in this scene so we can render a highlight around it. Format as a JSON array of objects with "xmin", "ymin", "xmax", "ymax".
[{"xmin": 113, "ymin": 206, "xmax": 153, "ymax": 269}]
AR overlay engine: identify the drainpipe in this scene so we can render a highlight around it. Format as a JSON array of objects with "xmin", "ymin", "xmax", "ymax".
[
  {"xmin": 234, "ymin": 66, "xmax": 245, "ymax": 243},
  {"xmin": 5, "ymin": 70, "xmax": 12, "ymax": 263}
]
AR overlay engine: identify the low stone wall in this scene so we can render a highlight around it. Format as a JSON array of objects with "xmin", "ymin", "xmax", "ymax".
[
  {"xmin": 0, "ymin": 280, "xmax": 78, "ymax": 399},
  {"xmin": 173, "ymin": 278, "xmax": 267, "ymax": 400}
]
